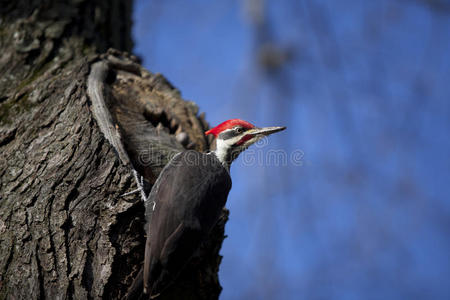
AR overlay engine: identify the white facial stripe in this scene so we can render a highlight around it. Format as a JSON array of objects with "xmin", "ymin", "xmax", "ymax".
[
  {"xmin": 215, "ymin": 134, "xmax": 240, "ymax": 157},
  {"xmin": 214, "ymin": 139, "xmax": 231, "ymax": 167},
  {"xmin": 214, "ymin": 129, "xmax": 264, "ymax": 169},
  {"xmin": 218, "ymin": 127, "xmax": 244, "ymax": 140}
]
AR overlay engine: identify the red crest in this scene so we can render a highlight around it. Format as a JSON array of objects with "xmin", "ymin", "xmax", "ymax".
[{"xmin": 205, "ymin": 119, "xmax": 255, "ymax": 137}]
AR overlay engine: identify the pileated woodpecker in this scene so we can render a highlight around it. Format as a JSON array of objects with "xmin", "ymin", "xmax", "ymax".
[{"xmin": 126, "ymin": 119, "xmax": 285, "ymax": 299}]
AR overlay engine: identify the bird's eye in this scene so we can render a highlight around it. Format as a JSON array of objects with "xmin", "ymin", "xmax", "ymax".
[{"xmin": 235, "ymin": 127, "xmax": 243, "ymax": 134}]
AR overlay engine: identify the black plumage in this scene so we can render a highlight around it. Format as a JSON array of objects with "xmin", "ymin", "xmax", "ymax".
[
  {"xmin": 129, "ymin": 150, "xmax": 231, "ymax": 298},
  {"xmin": 125, "ymin": 119, "xmax": 285, "ymax": 300}
]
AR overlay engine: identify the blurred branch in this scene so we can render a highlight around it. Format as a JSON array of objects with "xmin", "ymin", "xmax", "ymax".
[{"xmin": 415, "ymin": 0, "xmax": 450, "ymax": 13}]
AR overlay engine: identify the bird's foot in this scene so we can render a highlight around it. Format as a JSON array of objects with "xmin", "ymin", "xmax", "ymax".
[
  {"xmin": 120, "ymin": 188, "xmax": 142, "ymax": 197},
  {"xmin": 121, "ymin": 169, "xmax": 149, "ymax": 203}
]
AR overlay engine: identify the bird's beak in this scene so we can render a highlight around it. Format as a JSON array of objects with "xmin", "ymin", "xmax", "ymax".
[{"xmin": 249, "ymin": 126, "xmax": 286, "ymax": 136}]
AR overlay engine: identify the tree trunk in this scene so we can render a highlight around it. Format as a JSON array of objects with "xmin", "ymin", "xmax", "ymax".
[{"xmin": 0, "ymin": 1, "xmax": 227, "ymax": 299}]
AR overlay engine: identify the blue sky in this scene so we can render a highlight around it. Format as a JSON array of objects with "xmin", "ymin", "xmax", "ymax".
[{"xmin": 133, "ymin": 1, "xmax": 450, "ymax": 299}]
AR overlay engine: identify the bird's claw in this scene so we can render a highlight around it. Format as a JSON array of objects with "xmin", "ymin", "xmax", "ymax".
[{"xmin": 123, "ymin": 169, "xmax": 148, "ymax": 203}]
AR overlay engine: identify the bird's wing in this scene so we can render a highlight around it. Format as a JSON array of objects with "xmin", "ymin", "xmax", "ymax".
[{"xmin": 143, "ymin": 151, "xmax": 231, "ymax": 296}]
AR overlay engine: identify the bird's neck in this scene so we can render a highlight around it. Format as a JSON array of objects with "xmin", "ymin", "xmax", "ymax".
[{"xmin": 213, "ymin": 139, "xmax": 233, "ymax": 170}]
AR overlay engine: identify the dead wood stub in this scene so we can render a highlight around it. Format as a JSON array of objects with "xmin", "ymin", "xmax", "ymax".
[
  {"xmin": 89, "ymin": 51, "xmax": 211, "ymax": 184},
  {"xmin": 0, "ymin": 4, "xmax": 227, "ymax": 296},
  {"xmin": 0, "ymin": 47, "xmax": 228, "ymax": 299}
]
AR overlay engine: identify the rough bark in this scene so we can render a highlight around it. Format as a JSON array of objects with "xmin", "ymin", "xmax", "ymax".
[{"xmin": 0, "ymin": 1, "xmax": 226, "ymax": 299}]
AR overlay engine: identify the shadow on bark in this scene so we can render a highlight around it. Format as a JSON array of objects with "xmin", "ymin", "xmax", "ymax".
[{"xmin": 0, "ymin": 1, "xmax": 227, "ymax": 299}]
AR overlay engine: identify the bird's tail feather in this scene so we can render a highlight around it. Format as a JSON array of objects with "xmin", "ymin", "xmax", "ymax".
[{"xmin": 123, "ymin": 268, "xmax": 144, "ymax": 300}]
